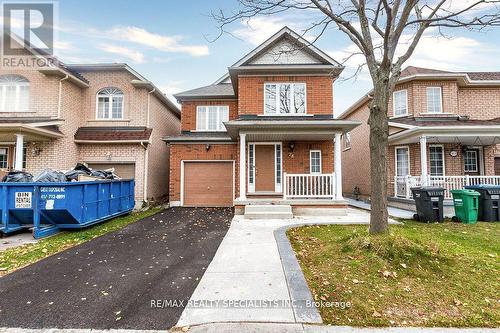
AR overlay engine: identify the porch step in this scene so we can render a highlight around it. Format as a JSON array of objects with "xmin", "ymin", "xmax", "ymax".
[{"xmin": 244, "ymin": 204, "xmax": 293, "ymax": 220}]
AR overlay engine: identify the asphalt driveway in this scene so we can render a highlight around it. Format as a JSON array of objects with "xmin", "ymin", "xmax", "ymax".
[{"xmin": 0, "ymin": 207, "xmax": 233, "ymax": 330}]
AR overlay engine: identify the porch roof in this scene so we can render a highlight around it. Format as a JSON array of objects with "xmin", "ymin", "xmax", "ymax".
[
  {"xmin": 224, "ymin": 118, "xmax": 361, "ymax": 141},
  {"xmin": 0, "ymin": 123, "xmax": 64, "ymax": 141},
  {"xmin": 388, "ymin": 124, "xmax": 500, "ymax": 145}
]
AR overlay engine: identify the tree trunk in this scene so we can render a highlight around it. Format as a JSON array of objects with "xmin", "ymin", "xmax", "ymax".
[{"xmin": 368, "ymin": 82, "xmax": 390, "ymax": 234}]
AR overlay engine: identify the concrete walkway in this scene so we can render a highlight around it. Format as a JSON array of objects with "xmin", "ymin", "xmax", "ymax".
[
  {"xmin": 346, "ymin": 198, "xmax": 415, "ymax": 219},
  {"xmin": 176, "ymin": 208, "xmax": 377, "ymax": 327}
]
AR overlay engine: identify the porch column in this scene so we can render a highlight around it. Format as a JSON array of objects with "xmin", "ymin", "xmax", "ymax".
[
  {"xmin": 14, "ymin": 134, "xmax": 24, "ymax": 171},
  {"xmin": 420, "ymin": 135, "xmax": 428, "ymax": 185},
  {"xmin": 334, "ymin": 132, "xmax": 343, "ymax": 200},
  {"xmin": 239, "ymin": 132, "xmax": 247, "ymax": 200}
]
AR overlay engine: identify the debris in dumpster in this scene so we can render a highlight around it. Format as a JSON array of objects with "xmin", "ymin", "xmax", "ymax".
[
  {"xmin": 64, "ymin": 169, "xmax": 90, "ymax": 181},
  {"xmin": 1, "ymin": 171, "xmax": 33, "ymax": 182},
  {"xmin": 33, "ymin": 169, "xmax": 66, "ymax": 183}
]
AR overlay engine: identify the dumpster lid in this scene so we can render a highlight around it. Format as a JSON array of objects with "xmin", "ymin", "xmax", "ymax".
[
  {"xmin": 411, "ymin": 186, "xmax": 445, "ymax": 192},
  {"xmin": 451, "ymin": 189, "xmax": 481, "ymax": 195},
  {"xmin": 465, "ymin": 185, "xmax": 500, "ymax": 194}
]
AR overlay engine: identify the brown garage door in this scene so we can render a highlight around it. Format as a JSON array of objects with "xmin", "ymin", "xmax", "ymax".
[
  {"xmin": 495, "ymin": 158, "xmax": 500, "ymax": 175},
  {"xmin": 183, "ymin": 162, "xmax": 233, "ymax": 207},
  {"xmin": 87, "ymin": 163, "xmax": 136, "ymax": 179}
]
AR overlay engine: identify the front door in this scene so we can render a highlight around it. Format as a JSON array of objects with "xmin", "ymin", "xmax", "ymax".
[
  {"xmin": 464, "ymin": 149, "xmax": 480, "ymax": 175},
  {"xmin": 254, "ymin": 145, "xmax": 276, "ymax": 192}
]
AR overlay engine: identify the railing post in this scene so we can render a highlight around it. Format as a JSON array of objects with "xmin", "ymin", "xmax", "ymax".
[
  {"xmin": 394, "ymin": 176, "xmax": 398, "ymax": 197},
  {"xmin": 465, "ymin": 174, "xmax": 470, "ymax": 186},
  {"xmin": 405, "ymin": 175, "xmax": 411, "ymax": 199},
  {"xmin": 283, "ymin": 172, "xmax": 287, "ymax": 200}
]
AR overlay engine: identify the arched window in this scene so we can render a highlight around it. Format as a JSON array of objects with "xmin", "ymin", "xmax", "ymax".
[
  {"xmin": 96, "ymin": 87, "xmax": 124, "ymax": 119},
  {"xmin": 0, "ymin": 75, "xmax": 29, "ymax": 112}
]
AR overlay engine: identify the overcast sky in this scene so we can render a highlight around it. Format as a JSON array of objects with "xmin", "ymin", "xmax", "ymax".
[{"xmin": 52, "ymin": 0, "xmax": 500, "ymax": 114}]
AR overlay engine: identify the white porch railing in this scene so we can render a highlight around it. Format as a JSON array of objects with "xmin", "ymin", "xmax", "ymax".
[
  {"xmin": 283, "ymin": 173, "xmax": 336, "ymax": 199},
  {"xmin": 394, "ymin": 175, "xmax": 500, "ymax": 200}
]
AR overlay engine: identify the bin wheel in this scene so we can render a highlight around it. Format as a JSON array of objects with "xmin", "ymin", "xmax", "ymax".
[
  {"xmin": 452, "ymin": 216, "xmax": 460, "ymax": 223},
  {"xmin": 413, "ymin": 214, "xmax": 420, "ymax": 221}
]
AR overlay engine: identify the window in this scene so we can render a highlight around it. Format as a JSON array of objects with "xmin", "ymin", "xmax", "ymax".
[
  {"xmin": 429, "ymin": 145, "xmax": 444, "ymax": 176},
  {"xmin": 196, "ymin": 106, "xmax": 229, "ymax": 131},
  {"xmin": 0, "ymin": 75, "xmax": 29, "ymax": 112},
  {"xmin": 464, "ymin": 150, "xmax": 478, "ymax": 172},
  {"xmin": 395, "ymin": 147, "xmax": 409, "ymax": 177},
  {"xmin": 96, "ymin": 87, "xmax": 124, "ymax": 119},
  {"xmin": 310, "ymin": 150, "xmax": 322, "ymax": 174},
  {"xmin": 264, "ymin": 83, "xmax": 306, "ymax": 114},
  {"xmin": 0, "ymin": 148, "xmax": 8, "ymax": 169},
  {"xmin": 343, "ymin": 132, "xmax": 351, "ymax": 150},
  {"xmin": 426, "ymin": 87, "xmax": 442, "ymax": 113},
  {"xmin": 393, "ymin": 90, "xmax": 408, "ymax": 116}
]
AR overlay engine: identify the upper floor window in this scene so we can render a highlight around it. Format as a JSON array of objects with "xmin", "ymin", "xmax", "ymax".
[
  {"xmin": 0, "ymin": 75, "xmax": 29, "ymax": 112},
  {"xmin": 393, "ymin": 89, "xmax": 408, "ymax": 116},
  {"xmin": 97, "ymin": 87, "xmax": 124, "ymax": 119},
  {"xmin": 426, "ymin": 87, "xmax": 442, "ymax": 113},
  {"xmin": 310, "ymin": 150, "xmax": 322, "ymax": 174},
  {"xmin": 264, "ymin": 83, "xmax": 306, "ymax": 115},
  {"xmin": 196, "ymin": 105, "xmax": 229, "ymax": 131}
]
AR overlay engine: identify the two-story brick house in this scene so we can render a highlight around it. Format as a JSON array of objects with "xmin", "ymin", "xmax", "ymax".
[
  {"xmin": 164, "ymin": 27, "xmax": 360, "ymax": 215},
  {"xmin": 0, "ymin": 37, "xmax": 180, "ymax": 205},
  {"xmin": 340, "ymin": 66, "xmax": 500, "ymax": 207}
]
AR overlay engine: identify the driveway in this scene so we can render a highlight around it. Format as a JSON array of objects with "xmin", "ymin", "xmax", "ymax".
[{"xmin": 0, "ymin": 207, "xmax": 233, "ymax": 330}]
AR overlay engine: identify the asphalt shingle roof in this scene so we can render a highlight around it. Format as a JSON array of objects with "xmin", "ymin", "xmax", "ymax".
[
  {"xmin": 74, "ymin": 127, "xmax": 152, "ymax": 141},
  {"xmin": 391, "ymin": 116, "xmax": 500, "ymax": 127},
  {"xmin": 174, "ymin": 84, "xmax": 235, "ymax": 100}
]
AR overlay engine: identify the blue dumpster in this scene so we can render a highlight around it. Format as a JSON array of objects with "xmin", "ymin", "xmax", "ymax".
[{"xmin": 0, "ymin": 179, "xmax": 135, "ymax": 239}]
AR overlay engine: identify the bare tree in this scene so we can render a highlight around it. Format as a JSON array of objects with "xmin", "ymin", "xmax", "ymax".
[{"xmin": 212, "ymin": 0, "xmax": 500, "ymax": 234}]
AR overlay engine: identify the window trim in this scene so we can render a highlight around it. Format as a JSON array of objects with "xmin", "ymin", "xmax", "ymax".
[
  {"xmin": 343, "ymin": 132, "xmax": 352, "ymax": 151},
  {"xmin": 464, "ymin": 150, "xmax": 478, "ymax": 173},
  {"xmin": 0, "ymin": 76, "xmax": 30, "ymax": 113},
  {"xmin": 395, "ymin": 146, "xmax": 410, "ymax": 177},
  {"xmin": 425, "ymin": 86, "xmax": 443, "ymax": 114},
  {"xmin": 95, "ymin": 87, "xmax": 125, "ymax": 120},
  {"xmin": 429, "ymin": 144, "xmax": 445, "ymax": 176},
  {"xmin": 0, "ymin": 147, "xmax": 9, "ymax": 169},
  {"xmin": 263, "ymin": 82, "xmax": 307, "ymax": 115},
  {"xmin": 392, "ymin": 89, "xmax": 408, "ymax": 117},
  {"xmin": 309, "ymin": 150, "xmax": 322, "ymax": 174},
  {"xmin": 195, "ymin": 105, "xmax": 229, "ymax": 132}
]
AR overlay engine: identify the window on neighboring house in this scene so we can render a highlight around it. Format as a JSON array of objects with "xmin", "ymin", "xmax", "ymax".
[
  {"xmin": 264, "ymin": 83, "xmax": 306, "ymax": 114},
  {"xmin": 426, "ymin": 87, "xmax": 442, "ymax": 113},
  {"xmin": 310, "ymin": 150, "xmax": 322, "ymax": 174},
  {"xmin": 464, "ymin": 150, "xmax": 478, "ymax": 172},
  {"xmin": 0, "ymin": 148, "xmax": 8, "ymax": 169},
  {"xmin": 396, "ymin": 147, "xmax": 410, "ymax": 177},
  {"xmin": 343, "ymin": 132, "xmax": 351, "ymax": 150},
  {"xmin": 196, "ymin": 105, "xmax": 229, "ymax": 131},
  {"xmin": 0, "ymin": 75, "xmax": 29, "ymax": 112},
  {"xmin": 96, "ymin": 87, "xmax": 124, "ymax": 119},
  {"xmin": 429, "ymin": 145, "xmax": 444, "ymax": 176},
  {"xmin": 393, "ymin": 89, "xmax": 408, "ymax": 116}
]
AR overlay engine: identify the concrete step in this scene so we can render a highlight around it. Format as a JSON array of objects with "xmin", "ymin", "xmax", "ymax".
[{"xmin": 244, "ymin": 205, "xmax": 293, "ymax": 220}]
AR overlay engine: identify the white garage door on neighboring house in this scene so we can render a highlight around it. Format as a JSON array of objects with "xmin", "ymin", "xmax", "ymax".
[
  {"xmin": 87, "ymin": 163, "xmax": 136, "ymax": 180},
  {"xmin": 183, "ymin": 161, "xmax": 234, "ymax": 207}
]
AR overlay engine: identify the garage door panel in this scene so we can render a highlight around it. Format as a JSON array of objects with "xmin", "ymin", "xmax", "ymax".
[
  {"xmin": 87, "ymin": 163, "xmax": 136, "ymax": 179},
  {"xmin": 184, "ymin": 162, "xmax": 233, "ymax": 207}
]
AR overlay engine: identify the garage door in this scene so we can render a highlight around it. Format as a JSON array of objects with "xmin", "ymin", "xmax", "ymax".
[
  {"xmin": 495, "ymin": 158, "xmax": 500, "ymax": 175},
  {"xmin": 183, "ymin": 162, "xmax": 233, "ymax": 207},
  {"xmin": 87, "ymin": 163, "xmax": 136, "ymax": 179}
]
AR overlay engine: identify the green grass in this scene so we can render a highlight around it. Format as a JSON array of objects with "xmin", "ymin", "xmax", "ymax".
[
  {"xmin": 0, "ymin": 206, "xmax": 162, "ymax": 275},
  {"xmin": 287, "ymin": 221, "xmax": 500, "ymax": 327}
]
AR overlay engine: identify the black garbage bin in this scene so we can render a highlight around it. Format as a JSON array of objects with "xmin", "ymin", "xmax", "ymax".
[
  {"xmin": 464, "ymin": 185, "xmax": 500, "ymax": 222},
  {"xmin": 411, "ymin": 187, "xmax": 445, "ymax": 223}
]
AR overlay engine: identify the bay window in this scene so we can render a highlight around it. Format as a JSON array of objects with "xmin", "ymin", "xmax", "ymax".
[
  {"xmin": 264, "ymin": 83, "xmax": 306, "ymax": 114},
  {"xmin": 393, "ymin": 89, "xmax": 408, "ymax": 116},
  {"xmin": 426, "ymin": 87, "xmax": 442, "ymax": 113},
  {"xmin": 196, "ymin": 105, "xmax": 229, "ymax": 131}
]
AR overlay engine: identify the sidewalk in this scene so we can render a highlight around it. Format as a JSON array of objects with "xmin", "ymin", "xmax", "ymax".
[
  {"xmin": 346, "ymin": 198, "xmax": 415, "ymax": 219},
  {"xmin": 176, "ymin": 208, "xmax": 382, "ymax": 327}
]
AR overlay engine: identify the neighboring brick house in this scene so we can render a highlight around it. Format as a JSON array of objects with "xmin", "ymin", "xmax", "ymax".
[
  {"xmin": 164, "ymin": 27, "xmax": 360, "ymax": 214},
  {"xmin": 0, "ymin": 40, "xmax": 180, "ymax": 206},
  {"xmin": 339, "ymin": 66, "xmax": 500, "ymax": 204}
]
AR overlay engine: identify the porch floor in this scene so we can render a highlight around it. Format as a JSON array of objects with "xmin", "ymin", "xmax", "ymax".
[{"xmin": 346, "ymin": 198, "xmax": 415, "ymax": 219}]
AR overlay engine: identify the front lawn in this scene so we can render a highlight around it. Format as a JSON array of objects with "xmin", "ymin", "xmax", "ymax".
[
  {"xmin": 0, "ymin": 206, "xmax": 162, "ymax": 276},
  {"xmin": 288, "ymin": 221, "xmax": 499, "ymax": 327}
]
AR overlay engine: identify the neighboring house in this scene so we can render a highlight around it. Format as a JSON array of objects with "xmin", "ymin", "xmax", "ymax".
[
  {"xmin": 340, "ymin": 66, "xmax": 500, "ymax": 207},
  {"xmin": 164, "ymin": 27, "xmax": 360, "ymax": 214},
  {"xmin": 0, "ymin": 38, "xmax": 181, "ymax": 205}
]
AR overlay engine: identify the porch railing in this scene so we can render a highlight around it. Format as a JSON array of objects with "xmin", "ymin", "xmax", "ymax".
[
  {"xmin": 283, "ymin": 173, "xmax": 336, "ymax": 199},
  {"xmin": 394, "ymin": 175, "xmax": 500, "ymax": 200}
]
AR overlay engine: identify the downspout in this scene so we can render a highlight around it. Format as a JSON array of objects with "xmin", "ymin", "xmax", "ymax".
[
  {"xmin": 142, "ymin": 87, "xmax": 155, "ymax": 204},
  {"xmin": 57, "ymin": 75, "xmax": 69, "ymax": 119}
]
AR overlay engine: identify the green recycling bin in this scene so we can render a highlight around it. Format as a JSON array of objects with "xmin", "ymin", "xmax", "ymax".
[{"xmin": 450, "ymin": 189, "xmax": 480, "ymax": 224}]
